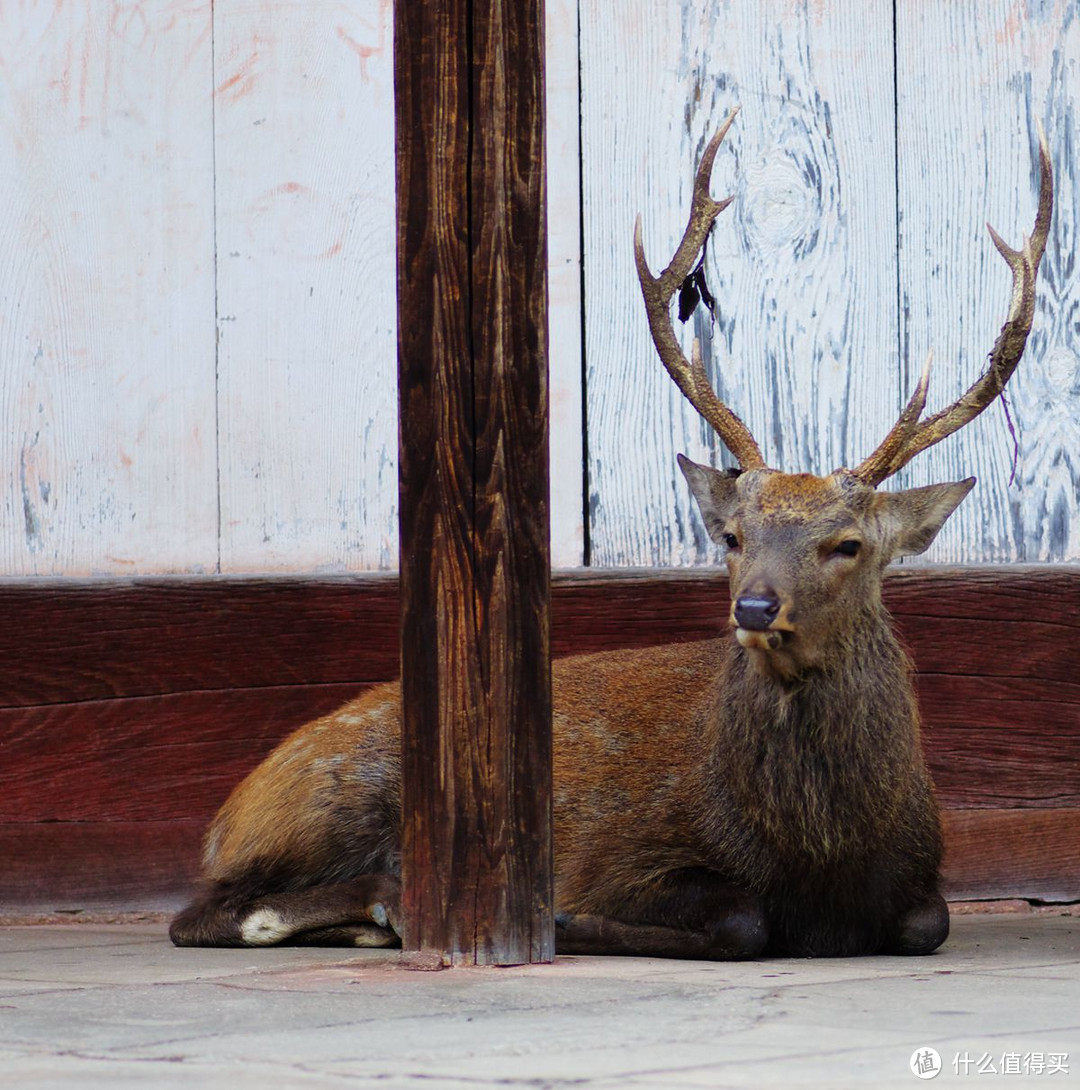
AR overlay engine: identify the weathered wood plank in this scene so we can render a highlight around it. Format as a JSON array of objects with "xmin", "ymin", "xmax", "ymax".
[
  {"xmin": 0, "ymin": 569, "xmax": 1076, "ymax": 821},
  {"xmin": 546, "ymin": 0, "xmax": 586, "ymax": 566},
  {"xmin": 0, "ymin": 686, "xmax": 364, "ymax": 824},
  {"xmin": 0, "ymin": 0, "xmax": 584, "ymax": 576},
  {"xmin": 1, "ymin": 821, "xmax": 204, "ymax": 912},
  {"xmin": 0, "ymin": 568, "xmax": 1076, "ymax": 909},
  {"xmin": 942, "ymin": 809, "xmax": 1080, "ymax": 903},
  {"xmin": 395, "ymin": 0, "xmax": 554, "ymax": 964},
  {"xmin": 0, "ymin": 3, "xmax": 218, "ymax": 574},
  {"xmin": 0, "ymin": 577, "xmax": 400, "ymax": 707},
  {"xmin": 580, "ymin": 0, "xmax": 901, "ymax": 565},
  {"xmin": 213, "ymin": 0, "xmax": 399, "ymax": 572},
  {"xmin": 7, "ymin": 809, "xmax": 1076, "ymax": 913},
  {"xmin": 0, "ymin": 3, "xmax": 1074, "ymax": 575},
  {"xmin": 894, "ymin": 3, "xmax": 1080, "ymax": 562}
]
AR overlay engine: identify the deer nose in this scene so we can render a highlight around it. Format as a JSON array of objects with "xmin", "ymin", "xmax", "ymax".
[{"xmin": 734, "ymin": 594, "xmax": 781, "ymax": 631}]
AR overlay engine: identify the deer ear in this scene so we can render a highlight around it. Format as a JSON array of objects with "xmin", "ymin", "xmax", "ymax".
[
  {"xmin": 678, "ymin": 454, "xmax": 741, "ymax": 544},
  {"xmin": 873, "ymin": 478, "xmax": 976, "ymax": 558}
]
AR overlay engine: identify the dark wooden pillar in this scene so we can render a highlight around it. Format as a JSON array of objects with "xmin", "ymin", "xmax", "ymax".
[{"xmin": 394, "ymin": 0, "xmax": 553, "ymax": 965}]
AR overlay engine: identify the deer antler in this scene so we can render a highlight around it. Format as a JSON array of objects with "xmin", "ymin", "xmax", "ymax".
[
  {"xmin": 853, "ymin": 126, "xmax": 1054, "ymax": 487},
  {"xmin": 634, "ymin": 106, "xmax": 767, "ymax": 471}
]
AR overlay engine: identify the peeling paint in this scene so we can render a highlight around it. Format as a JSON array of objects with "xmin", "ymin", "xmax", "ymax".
[{"xmin": 19, "ymin": 441, "xmax": 42, "ymax": 554}]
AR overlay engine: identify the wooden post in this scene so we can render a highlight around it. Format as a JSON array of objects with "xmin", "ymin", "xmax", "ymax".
[{"xmin": 394, "ymin": 0, "xmax": 553, "ymax": 965}]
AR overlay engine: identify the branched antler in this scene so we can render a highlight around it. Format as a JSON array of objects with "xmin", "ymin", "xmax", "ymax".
[
  {"xmin": 853, "ymin": 126, "xmax": 1054, "ymax": 486},
  {"xmin": 634, "ymin": 106, "xmax": 767, "ymax": 471}
]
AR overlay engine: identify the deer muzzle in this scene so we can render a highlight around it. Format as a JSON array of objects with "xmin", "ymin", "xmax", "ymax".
[
  {"xmin": 732, "ymin": 591, "xmax": 794, "ymax": 652},
  {"xmin": 733, "ymin": 594, "xmax": 780, "ymax": 631}
]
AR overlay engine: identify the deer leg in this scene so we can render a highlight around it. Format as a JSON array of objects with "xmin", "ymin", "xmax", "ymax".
[
  {"xmin": 555, "ymin": 912, "xmax": 766, "ymax": 959},
  {"xmin": 169, "ymin": 874, "xmax": 401, "ymax": 948},
  {"xmin": 282, "ymin": 923, "xmax": 399, "ymax": 948},
  {"xmin": 557, "ymin": 868, "xmax": 767, "ymax": 960},
  {"xmin": 885, "ymin": 892, "xmax": 949, "ymax": 956}
]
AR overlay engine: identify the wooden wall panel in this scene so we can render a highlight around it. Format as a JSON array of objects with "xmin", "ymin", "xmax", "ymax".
[
  {"xmin": 546, "ymin": 0, "xmax": 587, "ymax": 566},
  {"xmin": 0, "ymin": 0, "xmax": 585, "ymax": 576},
  {"xmin": 1, "ymin": 822, "xmax": 205, "ymax": 912},
  {"xmin": 1, "ymin": 3, "xmax": 1076, "ymax": 573},
  {"xmin": 0, "ymin": 687, "xmax": 365, "ymax": 824},
  {"xmin": 579, "ymin": 0, "xmax": 1079, "ymax": 567},
  {"xmin": 213, "ymin": 0, "xmax": 400, "ymax": 573},
  {"xmin": 894, "ymin": 3, "xmax": 1080, "ymax": 563},
  {"xmin": 943, "ymin": 810, "xmax": 1080, "ymax": 904},
  {"xmin": 0, "ymin": 577, "xmax": 399, "ymax": 705},
  {"xmin": 580, "ymin": 0, "xmax": 901, "ymax": 566},
  {"xmin": 0, "ymin": 1, "xmax": 219, "ymax": 575},
  {"xmin": 1, "ymin": 569, "xmax": 1076, "ymax": 910}
]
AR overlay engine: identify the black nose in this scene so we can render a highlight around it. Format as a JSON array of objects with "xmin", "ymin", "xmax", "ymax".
[{"xmin": 734, "ymin": 594, "xmax": 781, "ymax": 631}]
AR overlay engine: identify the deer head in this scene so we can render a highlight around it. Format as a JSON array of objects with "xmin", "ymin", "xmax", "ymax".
[{"xmin": 635, "ymin": 108, "xmax": 1053, "ymax": 680}]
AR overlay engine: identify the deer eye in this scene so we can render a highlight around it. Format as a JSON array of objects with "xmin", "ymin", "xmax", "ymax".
[
  {"xmin": 832, "ymin": 539, "xmax": 862, "ymax": 558},
  {"xmin": 721, "ymin": 532, "xmax": 739, "ymax": 550}
]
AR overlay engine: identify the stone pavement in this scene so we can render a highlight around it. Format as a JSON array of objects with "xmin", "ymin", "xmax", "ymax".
[{"xmin": 0, "ymin": 908, "xmax": 1077, "ymax": 1089}]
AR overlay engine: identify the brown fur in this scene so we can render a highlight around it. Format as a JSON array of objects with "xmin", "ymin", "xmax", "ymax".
[{"xmin": 170, "ymin": 463, "xmax": 968, "ymax": 958}]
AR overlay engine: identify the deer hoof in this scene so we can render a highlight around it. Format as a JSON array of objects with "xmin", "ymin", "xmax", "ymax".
[
  {"xmin": 890, "ymin": 894, "xmax": 949, "ymax": 955},
  {"xmin": 710, "ymin": 899, "xmax": 769, "ymax": 959}
]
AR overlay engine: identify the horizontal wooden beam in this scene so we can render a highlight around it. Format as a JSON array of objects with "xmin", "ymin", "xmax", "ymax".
[
  {"xmin": 5, "ymin": 806, "xmax": 1074, "ymax": 913},
  {"xmin": 1, "ymin": 821, "xmax": 203, "ymax": 911},
  {"xmin": 0, "ymin": 578, "xmax": 400, "ymax": 707},
  {"xmin": 1, "ymin": 567, "xmax": 1077, "ymax": 909},
  {"xmin": 942, "ymin": 809, "xmax": 1080, "ymax": 903}
]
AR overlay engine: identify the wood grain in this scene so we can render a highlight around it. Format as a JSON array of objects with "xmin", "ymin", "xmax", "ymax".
[
  {"xmin": 0, "ymin": 686, "xmax": 364, "ymax": 824},
  {"xmin": 0, "ymin": 568, "xmax": 1077, "ymax": 908},
  {"xmin": 395, "ymin": 0, "xmax": 554, "ymax": 965},
  {"xmin": 213, "ymin": 0, "xmax": 399, "ymax": 573},
  {"xmin": 942, "ymin": 809, "xmax": 1080, "ymax": 903},
  {"xmin": 1, "ymin": 3, "xmax": 1076, "ymax": 573},
  {"xmin": 580, "ymin": 0, "xmax": 901, "ymax": 566},
  {"xmin": 894, "ymin": 3, "xmax": 1080, "ymax": 563},
  {"xmin": 545, "ymin": 0, "xmax": 587, "ymax": 566},
  {"xmin": 0, "ymin": 2, "xmax": 218, "ymax": 574},
  {"xmin": 579, "ymin": 1, "xmax": 1079, "ymax": 567},
  {"xmin": 0, "ymin": 577, "xmax": 399, "ymax": 707},
  {"xmin": 1, "ymin": 821, "xmax": 205, "ymax": 912},
  {"xmin": 0, "ymin": 0, "xmax": 585, "ymax": 575}
]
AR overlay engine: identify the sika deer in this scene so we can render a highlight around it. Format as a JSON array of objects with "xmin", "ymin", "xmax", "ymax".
[{"xmin": 171, "ymin": 109, "xmax": 1052, "ymax": 958}]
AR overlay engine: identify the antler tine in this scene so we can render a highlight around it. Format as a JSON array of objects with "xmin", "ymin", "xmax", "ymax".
[
  {"xmin": 854, "ymin": 125, "xmax": 1054, "ymax": 487},
  {"xmin": 634, "ymin": 106, "xmax": 767, "ymax": 471},
  {"xmin": 853, "ymin": 350, "xmax": 934, "ymax": 483}
]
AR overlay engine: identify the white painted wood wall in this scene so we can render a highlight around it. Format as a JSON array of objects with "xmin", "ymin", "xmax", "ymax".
[{"xmin": 2, "ymin": 1, "xmax": 1077, "ymax": 575}]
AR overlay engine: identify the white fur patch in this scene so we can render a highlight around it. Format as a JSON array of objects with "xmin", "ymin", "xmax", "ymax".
[{"xmin": 240, "ymin": 907, "xmax": 292, "ymax": 946}]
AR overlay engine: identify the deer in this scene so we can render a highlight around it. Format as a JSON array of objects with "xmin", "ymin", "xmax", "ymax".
[{"xmin": 170, "ymin": 108, "xmax": 1052, "ymax": 958}]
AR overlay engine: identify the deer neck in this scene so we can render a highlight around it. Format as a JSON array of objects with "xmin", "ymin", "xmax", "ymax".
[{"xmin": 707, "ymin": 605, "xmax": 923, "ymax": 861}]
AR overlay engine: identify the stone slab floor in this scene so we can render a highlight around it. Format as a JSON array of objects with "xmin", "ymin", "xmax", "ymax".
[{"xmin": 0, "ymin": 908, "xmax": 1077, "ymax": 1089}]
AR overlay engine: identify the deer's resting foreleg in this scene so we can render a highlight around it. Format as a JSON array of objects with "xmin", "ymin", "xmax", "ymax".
[
  {"xmin": 556, "ymin": 868, "xmax": 768, "ymax": 960},
  {"xmin": 169, "ymin": 874, "xmax": 402, "ymax": 948}
]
